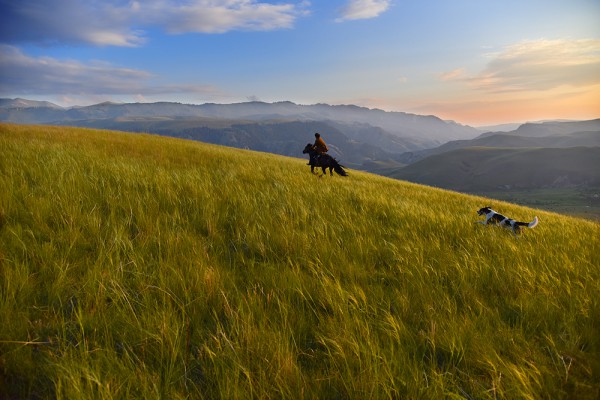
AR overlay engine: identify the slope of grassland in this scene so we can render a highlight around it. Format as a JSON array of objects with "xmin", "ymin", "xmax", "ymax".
[{"xmin": 0, "ymin": 123, "xmax": 599, "ymax": 399}]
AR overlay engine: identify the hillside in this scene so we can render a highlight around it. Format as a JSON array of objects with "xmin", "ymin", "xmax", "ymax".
[
  {"xmin": 478, "ymin": 119, "xmax": 600, "ymax": 139},
  {"xmin": 395, "ymin": 119, "xmax": 600, "ymax": 165},
  {"xmin": 396, "ymin": 131, "xmax": 600, "ymax": 165},
  {"xmin": 1, "ymin": 123, "xmax": 599, "ymax": 399},
  {"xmin": 56, "ymin": 117, "xmax": 410, "ymax": 169},
  {"xmin": 386, "ymin": 146, "xmax": 600, "ymax": 220},
  {"xmin": 390, "ymin": 146, "xmax": 600, "ymax": 191}
]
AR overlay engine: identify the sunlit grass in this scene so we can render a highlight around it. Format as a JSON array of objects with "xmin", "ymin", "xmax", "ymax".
[{"xmin": 1, "ymin": 123, "xmax": 599, "ymax": 399}]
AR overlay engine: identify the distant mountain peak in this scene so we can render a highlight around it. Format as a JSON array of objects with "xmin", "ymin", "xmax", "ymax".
[
  {"xmin": 95, "ymin": 101, "xmax": 123, "ymax": 106},
  {"xmin": 0, "ymin": 98, "xmax": 63, "ymax": 109}
]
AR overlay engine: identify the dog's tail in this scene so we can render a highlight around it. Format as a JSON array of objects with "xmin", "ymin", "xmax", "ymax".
[{"xmin": 517, "ymin": 216, "xmax": 539, "ymax": 229}]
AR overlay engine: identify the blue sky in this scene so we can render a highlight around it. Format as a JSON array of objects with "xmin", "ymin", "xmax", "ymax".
[{"xmin": 1, "ymin": 0, "xmax": 599, "ymax": 126}]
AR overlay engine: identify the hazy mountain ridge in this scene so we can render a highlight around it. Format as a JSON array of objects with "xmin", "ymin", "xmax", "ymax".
[
  {"xmin": 59, "ymin": 117, "xmax": 396, "ymax": 168},
  {"xmin": 395, "ymin": 119, "xmax": 600, "ymax": 165},
  {"xmin": 0, "ymin": 98, "xmax": 65, "ymax": 109},
  {"xmin": 0, "ymin": 98, "xmax": 480, "ymax": 145},
  {"xmin": 476, "ymin": 119, "xmax": 600, "ymax": 138},
  {"xmin": 388, "ymin": 146, "xmax": 600, "ymax": 191},
  {"xmin": 377, "ymin": 119, "xmax": 600, "ymax": 214},
  {"xmin": 0, "ymin": 97, "xmax": 483, "ymax": 167}
]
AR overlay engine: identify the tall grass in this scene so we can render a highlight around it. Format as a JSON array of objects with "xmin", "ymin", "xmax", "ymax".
[{"xmin": 1, "ymin": 123, "xmax": 599, "ymax": 399}]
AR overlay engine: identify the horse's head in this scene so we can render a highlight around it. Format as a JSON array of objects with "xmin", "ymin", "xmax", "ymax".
[{"xmin": 302, "ymin": 143, "xmax": 314, "ymax": 154}]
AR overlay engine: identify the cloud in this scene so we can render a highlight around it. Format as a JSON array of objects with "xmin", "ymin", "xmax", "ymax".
[
  {"xmin": 469, "ymin": 39, "xmax": 600, "ymax": 93},
  {"xmin": 336, "ymin": 0, "xmax": 391, "ymax": 22},
  {"xmin": 0, "ymin": 0, "xmax": 309, "ymax": 47},
  {"xmin": 0, "ymin": 0, "xmax": 146, "ymax": 46},
  {"xmin": 153, "ymin": 0, "xmax": 310, "ymax": 34},
  {"xmin": 427, "ymin": 39, "xmax": 600, "ymax": 125},
  {"xmin": 0, "ymin": 45, "xmax": 221, "ymax": 98}
]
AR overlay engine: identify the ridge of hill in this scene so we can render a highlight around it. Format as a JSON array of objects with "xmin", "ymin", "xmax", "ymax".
[
  {"xmin": 0, "ymin": 98, "xmax": 65, "ymax": 109},
  {"xmin": 385, "ymin": 146, "xmax": 600, "ymax": 220},
  {"xmin": 477, "ymin": 119, "xmax": 600, "ymax": 139},
  {"xmin": 1, "ymin": 123, "xmax": 599, "ymax": 399},
  {"xmin": 389, "ymin": 146, "xmax": 600, "ymax": 191},
  {"xmin": 395, "ymin": 119, "xmax": 600, "ymax": 165}
]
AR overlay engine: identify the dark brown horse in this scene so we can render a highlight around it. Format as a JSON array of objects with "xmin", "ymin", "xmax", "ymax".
[{"xmin": 303, "ymin": 144, "xmax": 348, "ymax": 176}]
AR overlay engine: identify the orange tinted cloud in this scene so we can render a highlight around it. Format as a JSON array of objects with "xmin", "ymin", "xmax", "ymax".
[
  {"xmin": 427, "ymin": 39, "xmax": 600, "ymax": 124},
  {"xmin": 469, "ymin": 39, "xmax": 600, "ymax": 93}
]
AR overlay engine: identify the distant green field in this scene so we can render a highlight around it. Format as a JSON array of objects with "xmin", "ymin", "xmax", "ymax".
[
  {"xmin": 1, "ymin": 123, "xmax": 599, "ymax": 399},
  {"xmin": 385, "ymin": 145, "xmax": 600, "ymax": 221},
  {"xmin": 474, "ymin": 188, "xmax": 600, "ymax": 222},
  {"xmin": 388, "ymin": 146, "xmax": 600, "ymax": 193}
]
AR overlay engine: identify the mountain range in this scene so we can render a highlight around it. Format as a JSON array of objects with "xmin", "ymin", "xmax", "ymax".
[
  {"xmin": 2, "ymin": 98, "xmax": 599, "ymax": 201},
  {"xmin": 0, "ymin": 98, "xmax": 479, "ymax": 141},
  {"xmin": 393, "ymin": 119, "xmax": 600, "ymax": 165},
  {"xmin": 384, "ymin": 119, "xmax": 600, "ymax": 200},
  {"xmin": 0, "ymin": 98, "xmax": 478, "ymax": 167},
  {"xmin": 387, "ymin": 146, "xmax": 600, "ymax": 191}
]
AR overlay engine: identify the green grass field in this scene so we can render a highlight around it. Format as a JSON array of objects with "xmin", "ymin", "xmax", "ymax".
[{"xmin": 1, "ymin": 123, "xmax": 599, "ymax": 399}]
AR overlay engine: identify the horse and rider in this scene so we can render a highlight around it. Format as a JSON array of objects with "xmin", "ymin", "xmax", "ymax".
[
  {"xmin": 303, "ymin": 132, "xmax": 348, "ymax": 176},
  {"xmin": 306, "ymin": 133, "xmax": 328, "ymax": 165}
]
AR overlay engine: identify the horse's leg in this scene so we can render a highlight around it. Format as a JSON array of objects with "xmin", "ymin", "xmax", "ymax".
[
  {"xmin": 329, "ymin": 166, "xmax": 334, "ymax": 176},
  {"xmin": 311, "ymin": 165, "xmax": 317, "ymax": 175}
]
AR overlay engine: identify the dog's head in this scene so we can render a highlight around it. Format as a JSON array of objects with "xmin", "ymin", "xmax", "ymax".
[{"xmin": 477, "ymin": 206, "xmax": 493, "ymax": 216}]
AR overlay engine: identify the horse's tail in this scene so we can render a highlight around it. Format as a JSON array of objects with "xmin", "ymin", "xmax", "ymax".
[{"xmin": 333, "ymin": 160, "xmax": 348, "ymax": 176}]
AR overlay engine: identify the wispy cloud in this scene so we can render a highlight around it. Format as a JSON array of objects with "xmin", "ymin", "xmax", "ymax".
[
  {"xmin": 0, "ymin": 0, "xmax": 309, "ymax": 47},
  {"xmin": 336, "ymin": 0, "xmax": 391, "ymax": 22},
  {"xmin": 428, "ymin": 39, "xmax": 600, "ymax": 124},
  {"xmin": 469, "ymin": 39, "xmax": 600, "ymax": 93},
  {"xmin": 0, "ymin": 0, "xmax": 146, "ymax": 46},
  {"xmin": 0, "ymin": 45, "xmax": 221, "ymax": 99},
  {"xmin": 153, "ymin": 0, "xmax": 310, "ymax": 34}
]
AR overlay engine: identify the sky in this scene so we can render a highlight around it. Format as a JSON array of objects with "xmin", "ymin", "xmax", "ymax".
[{"xmin": 0, "ymin": 0, "xmax": 599, "ymax": 126}]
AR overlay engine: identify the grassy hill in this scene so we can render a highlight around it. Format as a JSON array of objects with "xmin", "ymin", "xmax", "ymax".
[
  {"xmin": 1, "ymin": 123, "xmax": 599, "ymax": 399},
  {"xmin": 56, "ymin": 117, "xmax": 403, "ymax": 169}
]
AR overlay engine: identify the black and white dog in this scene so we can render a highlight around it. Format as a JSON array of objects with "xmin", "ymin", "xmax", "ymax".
[{"xmin": 476, "ymin": 207, "xmax": 538, "ymax": 235}]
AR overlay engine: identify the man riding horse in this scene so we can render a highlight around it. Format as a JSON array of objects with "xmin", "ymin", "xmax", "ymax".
[
  {"xmin": 307, "ymin": 132, "xmax": 328, "ymax": 166},
  {"xmin": 303, "ymin": 133, "xmax": 348, "ymax": 176}
]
